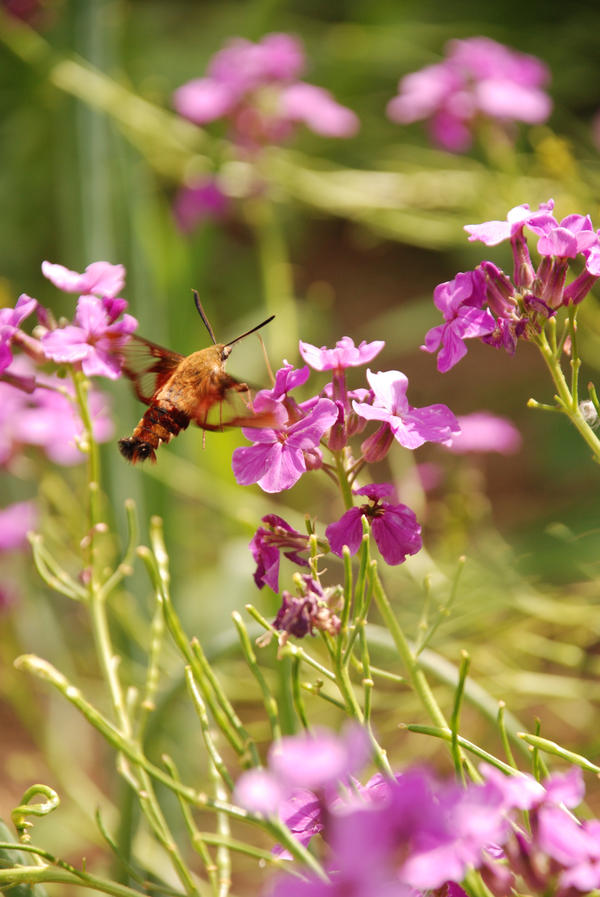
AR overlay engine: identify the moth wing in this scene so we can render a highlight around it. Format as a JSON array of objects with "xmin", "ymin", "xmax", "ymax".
[
  {"xmin": 190, "ymin": 376, "xmax": 277, "ymax": 431},
  {"xmin": 120, "ymin": 335, "xmax": 185, "ymax": 406}
]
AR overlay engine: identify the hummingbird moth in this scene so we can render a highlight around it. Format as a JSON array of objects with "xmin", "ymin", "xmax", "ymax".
[{"xmin": 118, "ymin": 292, "xmax": 275, "ymax": 463}]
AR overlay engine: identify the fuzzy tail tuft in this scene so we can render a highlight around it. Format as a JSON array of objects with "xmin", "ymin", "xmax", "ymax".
[{"xmin": 118, "ymin": 437, "xmax": 157, "ymax": 464}]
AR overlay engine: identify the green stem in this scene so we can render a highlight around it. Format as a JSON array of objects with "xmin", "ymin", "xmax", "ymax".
[
  {"xmin": 333, "ymin": 449, "xmax": 354, "ymax": 511},
  {"xmin": 535, "ymin": 329, "xmax": 600, "ymax": 461},
  {"xmin": 246, "ymin": 197, "xmax": 297, "ymax": 361},
  {"xmin": 369, "ymin": 564, "xmax": 478, "ymax": 780}
]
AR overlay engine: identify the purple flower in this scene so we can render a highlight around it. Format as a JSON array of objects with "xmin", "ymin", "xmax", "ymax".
[
  {"xmin": 0, "ymin": 294, "xmax": 38, "ymax": 374},
  {"xmin": 0, "ymin": 500, "xmax": 37, "ymax": 551},
  {"xmin": 42, "ymin": 260, "xmax": 125, "ymax": 298},
  {"xmin": 445, "ymin": 412, "xmax": 522, "ymax": 454},
  {"xmin": 234, "ymin": 768, "xmax": 283, "ymax": 816},
  {"xmin": 232, "ymin": 397, "xmax": 337, "ymax": 492},
  {"xmin": 269, "ymin": 726, "xmax": 370, "ymax": 795},
  {"xmin": 174, "ymin": 33, "xmax": 359, "ymax": 149},
  {"xmin": 249, "ymin": 514, "xmax": 310, "ymax": 591},
  {"xmin": 173, "ymin": 177, "xmax": 229, "ymax": 233},
  {"xmin": 279, "ymin": 83, "xmax": 360, "ymax": 137},
  {"xmin": 274, "ymin": 788, "xmax": 324, "ymax": 854},
  {"xmin": 464, "ymin": 200, "xmax": 556, "ymax": 247},
  {"xmin": 0, "ymin": 360, "xmax": 114, "ymax": 466},
  {"xmin": 41, "ymin": 294, "xmax": 137, "ymax": 379},
  {"xmin": 272, "ymin": 576, "xmax": 341, "ymax": 643},
  {"xmin": 234, "ymin": 725, "xmax": 370, "ymax": 819},
  {"xmin": 421, "ymin": 270, "xmax": 496, "ymax": 372},
  {"xmin": 353, "ymin": 370, "xmax": 460, "ymax": 448},
  {"xmin": 387, "ymin": 37, "xmax": 551, "ymax": 152},
  {"xmin": 299, "ymin": 337, "xmax": 384, "ymax": 372},
  {"xmin": 326, "ymin": 482, "xmax": 422, "ymax": 566}
]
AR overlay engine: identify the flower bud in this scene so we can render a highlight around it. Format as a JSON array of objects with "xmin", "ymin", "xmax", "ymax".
[{"xmin": 361, "ymin": 422, "xmax": 394, "ymax": 463}]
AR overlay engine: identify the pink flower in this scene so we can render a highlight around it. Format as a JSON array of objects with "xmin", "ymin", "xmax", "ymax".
[
  {"xmin": 234, "ymin": 725, "xmax": 370, "ymax": 816},
  {"xmin": 353, "ymin": 370, "xmax": 460, "ymax": 449},
  {"xmin": 445, "ymin": 412, "xmax": 522, "ymax": 454},
  {"xmin": 299, "ymin": 337, "xmax": 384, "ymax": 371},
  {"xmin": 421, "ymin": 270, "xmax": 496, "ymax": 372},
  {"xmin": 388, "ymin": 36, "xmax": 551, "ymax": 152},
  {"xmin": 174, "ymin": 33, "xmax": 359, "ymax": 149},
  {"xmin": 0, "ymin": 360, "xmax": 114, "ymax": 466},
  {"xmin": 249, "ymin": 514, "xmax": 309, "ymax": 591},
  {"xmin": 0, "ymin": 500, "xmax": 37, "ymax": 551},
  {"xmin": 42, "ymin": 260, "xmax": 125, "ymax": 298},
  {"xmin": 326, "ymin": 482, "xmax": 422, "ymax": 565},
  {"xmin": 173, "ymin": 177, "xmax": 229, "ymax": 233},
  {"xmin": 41, "ymin": 294, "xmax": 137, "ymax": 379},
  {"xmin": 232, "ymin": 397, "xmax": 338, "ymax": 493},
  {"xmin": 464, "ymin": 200, "xmax": 556, "ymax": 247},
  {"xmin": 0, "ymin": 293, "xmax": 38, "ymax": 374}
]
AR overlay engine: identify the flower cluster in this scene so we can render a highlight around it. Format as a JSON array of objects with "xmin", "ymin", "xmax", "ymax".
[
  {"xmin": 173, "ymin": 32, "xmax": 359, "ymax": 148},
  {"xmin": 0, "ymin": 260, "xmax": 136, "ymax": 467},
  {"xmin": 236, "ymin": 338, "xmax": 459, "ymax": 622},
  {"xmin": 387, "ymin": 36, "xmax": 552, "ymax": 152},
  {"xmin": 235, "ymin": 727, "xmax": 600, "ymax": 897},
  {"xmin": 423, "ymin": 199, "xmax": 600, "ymax": 372}
]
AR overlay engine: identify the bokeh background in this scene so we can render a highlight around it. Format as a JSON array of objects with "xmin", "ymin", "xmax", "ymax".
[{"xmin": 3, "ymin": 0, "xmax": 600, "ymax": 890}]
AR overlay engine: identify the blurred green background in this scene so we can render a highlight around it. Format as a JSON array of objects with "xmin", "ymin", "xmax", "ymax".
[{"xmin": 3, "ymin": 0, "xmax": 600, "ymax": 887}]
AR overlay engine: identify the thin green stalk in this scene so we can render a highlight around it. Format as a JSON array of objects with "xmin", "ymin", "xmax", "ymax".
[
  {"xmin": 245, "ymin": 604, "xmax": 337, "ymax": 682},
  {"xmin": 450, "ymin": 652, "xmax": 470, "ymax": 784},
  {"xmin": 497, "ymin": 702, "xmax": 517, "ymax": 770},
  {"xmin": 138, "ymin": 546, "xmax": 248, "ymax": 760},
  {"xmin": 162, "ymin": 755, "xmax": 219, "ymax": 896},
  {"xmin": 212, "ymin": 766, "xmax": 232, "ymax": 897},
  {"xmin": 232, "ymin": 612, "xmax": 282, "ymax": 741},
  {"xmin": 518, "ymin": 732, "xmax": 600, "ymax": 772},
  {"xmin": 369, "ymin": 564, "xmax": 478, "ymax": 780},
  {"xmin": 185, "ymin": 669, "xmax": 235, "ymax": 792},
  {"xmin": 0, "ymin": 858, "xmax": 158, "ymax": 897},
  {"xmin": 291, "ymin": 655, "xmax": 310, "ymax": 730},
  {"xmin": 28, "ymin": 533, "xmax": 88, "ymax": 601},
  {"xmin": 300, "ymin": 683, "xmax": 346, "ymax": 710},
  {"xmin": 246, "ymin": 197, "xmax": 297, "ymax": 361},
  {"xmin": 191, "ymin": 639, "xmax": 260, "ymax": 767},
  {"xmin": 534, "ymin": 329, "xmax": 600, "ymax": 460},
  {"xmin": 332, "ymin": 449, "xmax": 354, "ymax": 511}
]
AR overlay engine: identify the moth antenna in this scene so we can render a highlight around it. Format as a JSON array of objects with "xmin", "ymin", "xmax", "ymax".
[
  {"xmin": 193, "ymin": 290, "xmax": 217, "ymax": 344},
  {"xmin": 227, "ymin": 315, "xmax": 276, "ymax": 348}
]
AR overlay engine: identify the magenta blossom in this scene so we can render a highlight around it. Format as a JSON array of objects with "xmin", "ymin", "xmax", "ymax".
[
  {"xmin": 42, "ymin": 260, "xmax": 125, "ymax": 298},
  {"xmin": 465, "ymin": 199, "xmax": 556, "ymax": 248},
  {"xmin": 299, "ymin": 337, "xmax": 384, "ymax": 372},
  {"xmin": 234, "ymin": 725, "xmax": 370, "ymax": 816},
  {"xmin": 173, "ymin": 177, "xmax": 229, "ymax": 233},
  {"xmin": 174, "ymin": 33, "xmax": 359, "ymax": 149},
  {"xmin": 0, "ymin": 294, "xmax": 38, "ymax": 374},
  {"xmin": 445, "ymin": 412, "xmax": 522, "ymax": 454},
  {"xmin": 387, "ymin": 36, "xmax": 551, "ymax": 152},
  {"xmin": 41, "ymin": 294, "xmax": 137, "ymax": 379},
  {"xmin": 272, "ymin": 575, "xmax": 341, "ymax": 644},
  {"xmin": 0, "ymin": 360, "xmax": 114, "ymax": 466},
  {"xmin": 326, "ymin": 482, "xmax": 422, "ymax": 565},
  {"xmin": 0, "ymin": 500, "xmax": 37, "ymax": 551},
  {"xmin": 353, "ymin": 370, "xmax": 460, "ymax": 449},
  {"xmin": 421, "ymin": 270, "xmax": 496, "ymax": 372},
  {"xmin": 249, "ymin": 514, "xmax": 310, "ymax": 591},
  {"xmin": 232, "ymin": 397, "xmax": 337, "ymax": 493}
]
